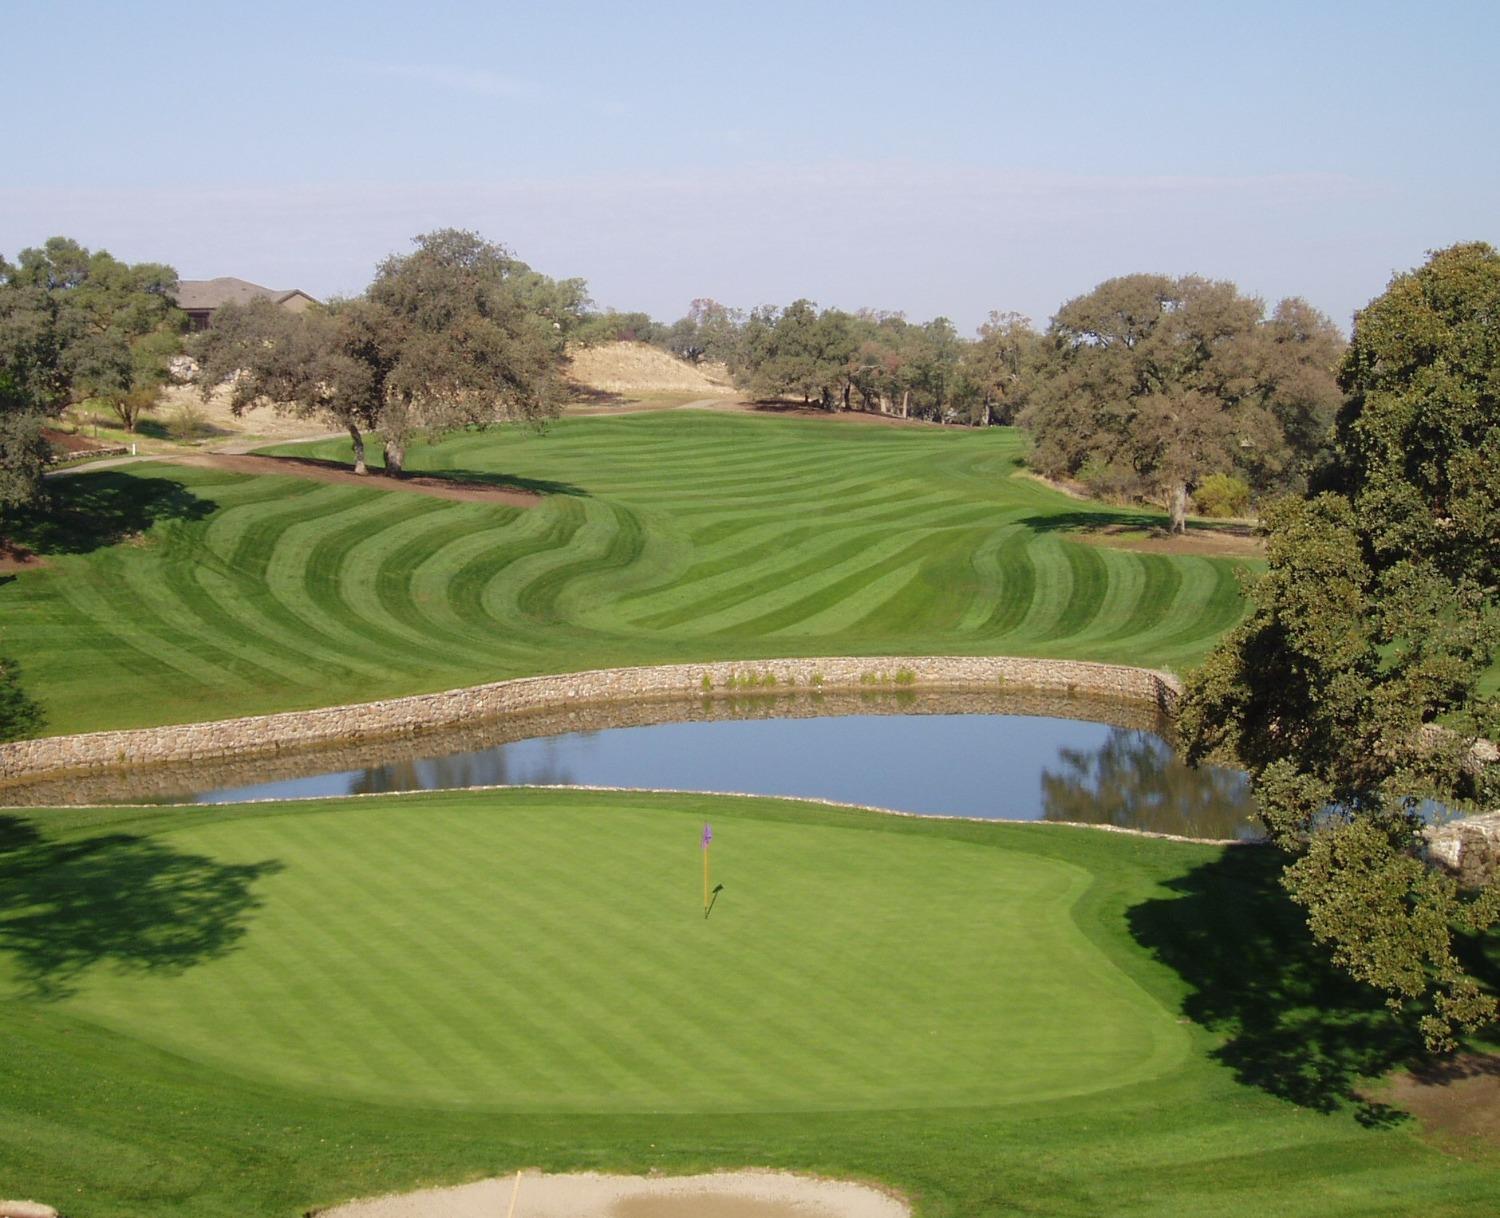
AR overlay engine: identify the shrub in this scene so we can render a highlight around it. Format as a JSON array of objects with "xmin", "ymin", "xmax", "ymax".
[
  {"xmin": 169, "ymin": 396, "xmax": 209, "ymax": 441},
  {"xmin": 1193, "ymin": 473, "xmax": 1251, "ymax": 518}
]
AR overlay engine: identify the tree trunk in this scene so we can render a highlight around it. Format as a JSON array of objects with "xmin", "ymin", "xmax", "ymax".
[
  {"xmin": 900, "ymin": 390, "xmax": 910, "ymax": 419},
  {"xmin": 384, "ymin": 436, "xmax": 406, "ymax": 477},
  {"xmin": 1169, "ymin": 482, "xmax": 1189, "ymax": 534},
  {"xmin": 347, "ymin": 424, "xmax": 368, "ymax": 476}
]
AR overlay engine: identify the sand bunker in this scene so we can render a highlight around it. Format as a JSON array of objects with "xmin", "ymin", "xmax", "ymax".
[{"xmin": 318, "ymin": 1169, "xmax": 910, "ymax": 1218}]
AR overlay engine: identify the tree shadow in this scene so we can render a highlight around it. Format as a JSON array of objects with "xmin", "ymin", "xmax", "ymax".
[
  {"xmin": 0, "ymin": 814, "xmax": 281, "ymax": 1000},
  {"xmin": 1127, "ymin": 845, "xmax": 1424, "ymax": 1123},
  {"xmin": 1020, "ymin": 509, "xmax": 1258, "ymax": 539},
  {"xmin": 6, "ymin": 472, "xmax": 215, "ymax": 557},
  {"xmin": 432, "ymin": 467, "xmax": 588, "ymax": 498},
  {"xmin": 256, "ymin": 454, "xmax": 588, "ymax": 499},
  {"xmin": 563, "ymin": 383, "xmax": 629, "ymax": 406},
  {"xmin": 1018, "ymin": 509, "xmax": 1165, "ymax": 535}
]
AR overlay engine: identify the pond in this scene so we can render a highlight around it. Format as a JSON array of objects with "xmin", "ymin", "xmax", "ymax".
[{"xmin": 19, "ymin": 690, "xmax": 1258, "ymax": 839}]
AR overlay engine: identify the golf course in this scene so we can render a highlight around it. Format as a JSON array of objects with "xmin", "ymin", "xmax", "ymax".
[
  {"xmin": 2, "ymin": 412, "xmax": 1496, "ymax": 1216},
  {"xmin": 3, "ymin": 787, "xmax": 1497, "ymax": 1217},
  {"xmin": 3, "ymin": 412, "xmax": 1247, "ymax": 734}
]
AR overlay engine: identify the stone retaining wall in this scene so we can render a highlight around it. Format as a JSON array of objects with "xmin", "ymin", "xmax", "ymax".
[{"xmin": 0, "ymin": 656, "xmax": 1181, "ymax": 788}]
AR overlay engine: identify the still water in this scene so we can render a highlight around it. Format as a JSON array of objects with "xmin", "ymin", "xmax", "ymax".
[{"xmin": 169, "ymin": 708, "xmax": 1258, "ymax": 839}]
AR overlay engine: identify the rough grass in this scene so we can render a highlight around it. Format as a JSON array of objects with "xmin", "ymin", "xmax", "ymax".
[
  {"xmin": 2, "ymin": 413, "xmax": 1253, "ymax": 734},
  {"xmin": 1, "ymin": 789, "xmax": 1494, "ymax": 1217}
]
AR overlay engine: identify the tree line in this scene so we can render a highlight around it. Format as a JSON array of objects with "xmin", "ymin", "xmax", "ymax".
[
  {"xmin": 587, "ymin": 280, "xmax": 1346, "ymax": 532},
  {"xmin": 5, "ymin": 230, "xmax": 1344, "ymax": 533}
]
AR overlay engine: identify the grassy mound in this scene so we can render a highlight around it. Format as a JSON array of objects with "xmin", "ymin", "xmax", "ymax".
[
  {"xmin": 1, "ymin": 790, "xmax": 1494, "ymax": 1216},
  {"xmin": 3, "ymin": 413, "xmax": 1251, "ymax": 734}
]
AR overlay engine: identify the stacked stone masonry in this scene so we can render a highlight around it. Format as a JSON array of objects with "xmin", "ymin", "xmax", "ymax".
[{"xmin": 0, "ymin": 656, "xmax": 1181, "ymax": 787}]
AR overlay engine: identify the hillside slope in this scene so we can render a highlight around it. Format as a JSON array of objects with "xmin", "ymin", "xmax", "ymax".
[{"xmin": 564, "ymin": 340, "xmax": 735, "ymax": 398}]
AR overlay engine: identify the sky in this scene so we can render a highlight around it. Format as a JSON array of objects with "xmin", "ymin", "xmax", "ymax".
[{"xmin": 3, "ymin": 0, "xmax": 1496, "ymax": 332}]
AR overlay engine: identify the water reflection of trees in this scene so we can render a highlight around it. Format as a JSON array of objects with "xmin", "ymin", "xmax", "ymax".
[
  {"xmin": 1041, "ymin": 728, "xmax": 1259, "ymax": 839},
  {"xmin": 348, "ymin": 744, "xmax": 575, "ymax": 796}
]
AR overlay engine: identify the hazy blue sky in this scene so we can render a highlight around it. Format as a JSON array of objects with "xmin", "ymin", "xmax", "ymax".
[{"xmin": 4, "ymin": 0, "xmax": 1495, "ymax": 330}]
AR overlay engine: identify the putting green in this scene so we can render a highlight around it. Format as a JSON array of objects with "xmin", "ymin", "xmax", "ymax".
[
  {"xmin": 31, "ymin": 792, "xmax": 1184, "ymax": 1112},
  {"xmin": 6, "ymin": 789, "xmax": 1498, "ymax": 1218}
]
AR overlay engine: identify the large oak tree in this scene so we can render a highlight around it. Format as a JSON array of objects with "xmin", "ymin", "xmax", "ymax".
[
  {"xmin": 196, "ymin": 230, "xmax": 586, "ymax": 474},
  {"xmin": 1181, "ymin": 242, "xmax": 1500, "ymax": 1050},
  {"xmin": 1022, "ymin": 274, "xmax": 1343, "ymax": 530}
]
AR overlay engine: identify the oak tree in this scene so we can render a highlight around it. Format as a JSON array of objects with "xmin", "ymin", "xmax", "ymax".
[
  {"xmin": 1023, "ymin": 274, "xmax": 1342, "ymax": 530},
  {"xmin": 1181, "ymin": 243, "xmax": 1500, "ymax": 1050}
]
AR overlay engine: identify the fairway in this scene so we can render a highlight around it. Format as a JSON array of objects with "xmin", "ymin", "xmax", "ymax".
[
  {"xmin": 24, "ymin": 797, "xmax": 1181, "ymax": 1112},
  {"xmin": 3, "ymin": 412, "xmax": 1251, "ymax": 733}
]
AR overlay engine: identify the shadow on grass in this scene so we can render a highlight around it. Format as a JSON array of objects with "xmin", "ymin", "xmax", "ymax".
[
  {"xmin": 430, "ymin": 467, "xmax": 588, "ymax": 498},
  {"xmin": 1128, "ymin": 845, "xmax": 1422, "ymax": 1124},
  {"xmin": 257, "ymin": 454, "xmax": 589, "ymax": 499},
  {"xmin": 0, "ymin": 814, "xmax": 281, "ymax": 1000},
  {"xmin": 5, "ymin": 472, "xmax": 214, "ymax": 557},
  {"xmin": 1020, "ymin": 509, "xmax": 1258, "ymax": 539},
  {"xmin": 1018, "ymin": 509, "xmax": 1166, "ymax": 535}
]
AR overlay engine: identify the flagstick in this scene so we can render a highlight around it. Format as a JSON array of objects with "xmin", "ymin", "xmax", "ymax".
[
  {"xmin": 504, "ymin": 1169, "xmax": 521, "ymax": 1218},
  {"xmin": 703, "ymin": 839, "xmax": 710, "ymax": 914}
]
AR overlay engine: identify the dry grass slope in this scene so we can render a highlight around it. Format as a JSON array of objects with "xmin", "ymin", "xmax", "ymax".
[{"xmin": 564, "ymin": 341, "xmax": 736, "ymax": 396}]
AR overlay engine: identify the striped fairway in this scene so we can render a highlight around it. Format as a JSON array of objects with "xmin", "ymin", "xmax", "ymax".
[
  {"xmin": 6, "ymin": 412, "xmax": 1251, "ymax": 734},
  {"xmin": 32, "ymin": 790, "xmax": 1185, "ymax": 1112}
]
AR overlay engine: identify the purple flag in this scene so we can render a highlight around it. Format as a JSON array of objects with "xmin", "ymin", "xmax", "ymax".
[{"xmin": 701, "ymin": 822, "xmax": 713, "ymax": 848}]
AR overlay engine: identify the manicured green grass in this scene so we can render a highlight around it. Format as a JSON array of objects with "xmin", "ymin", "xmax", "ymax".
[
  {"xmin": 4, "ymin": 412, "xmax": 1251, "ymax": 734},
  {"xmin": 1, "ymin": 789, "xmax": 1493, "ymax": 1216}
]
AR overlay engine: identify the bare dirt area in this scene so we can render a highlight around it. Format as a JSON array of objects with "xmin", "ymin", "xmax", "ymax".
[
  {"xmin": 1379, "ymin": 1053, "xmax": 1500, "ymax": 1152},
  {"xmin": 41, "ymin": 428, "xmax": 126, "ymax": 458},
  {"xmin": 166, "ymin": 453, "xmax": 542, "ymax": 506},
  {"xmin": 0, "ymin": 540, "xmax": 46, "ymax": 574},
  {"xmin": 1066, "ymin": 522, "xmax": 1264, "ymax": 559},
  {"xmin": 318, "ymin": 1170, "xmax": 910, "ymax": 1218}
]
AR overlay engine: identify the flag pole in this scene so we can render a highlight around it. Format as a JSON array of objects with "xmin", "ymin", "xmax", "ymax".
[{"xmin": 702, "ymin": 822, "xmax": 712, "ymax": 914}]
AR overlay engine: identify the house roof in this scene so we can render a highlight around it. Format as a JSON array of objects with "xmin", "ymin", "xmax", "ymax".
[{"xmin": 175, "ymin": 277, "xmax": 318, "ymax": 311}]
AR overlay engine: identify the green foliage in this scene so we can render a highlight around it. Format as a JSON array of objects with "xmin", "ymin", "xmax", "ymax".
[
  {"xmin": 1022, "ymin": 274, "xmax": 1344, "ymax": 530},
  {"xmin": 0, "ymin": 408, "xmax": 49, "ymax": 510},
  {"xmin": 2, "ymin": 237, "xmax": 184, "ymax": 503},
  {"xmin": 661, "ymin": 298, "xmax": 742, "ymax": 365},
  {"xmin": 1193, "ymin": 472, "xmax": 1252, "ymax": 517},
  {"xmin": 194, "ymin": 229, "xmax": 582, "ymax": 474},
  {"xmin": 572, "ymin": 309, "xmax": 663, "ymax": 347},
  {"xmin": 1182, "ymin": 243, "xmax": 1500, "ymax": 1050},
  {"xmin": 7, "ymin": 237, "xmax": 184, "ymax": 433}
]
